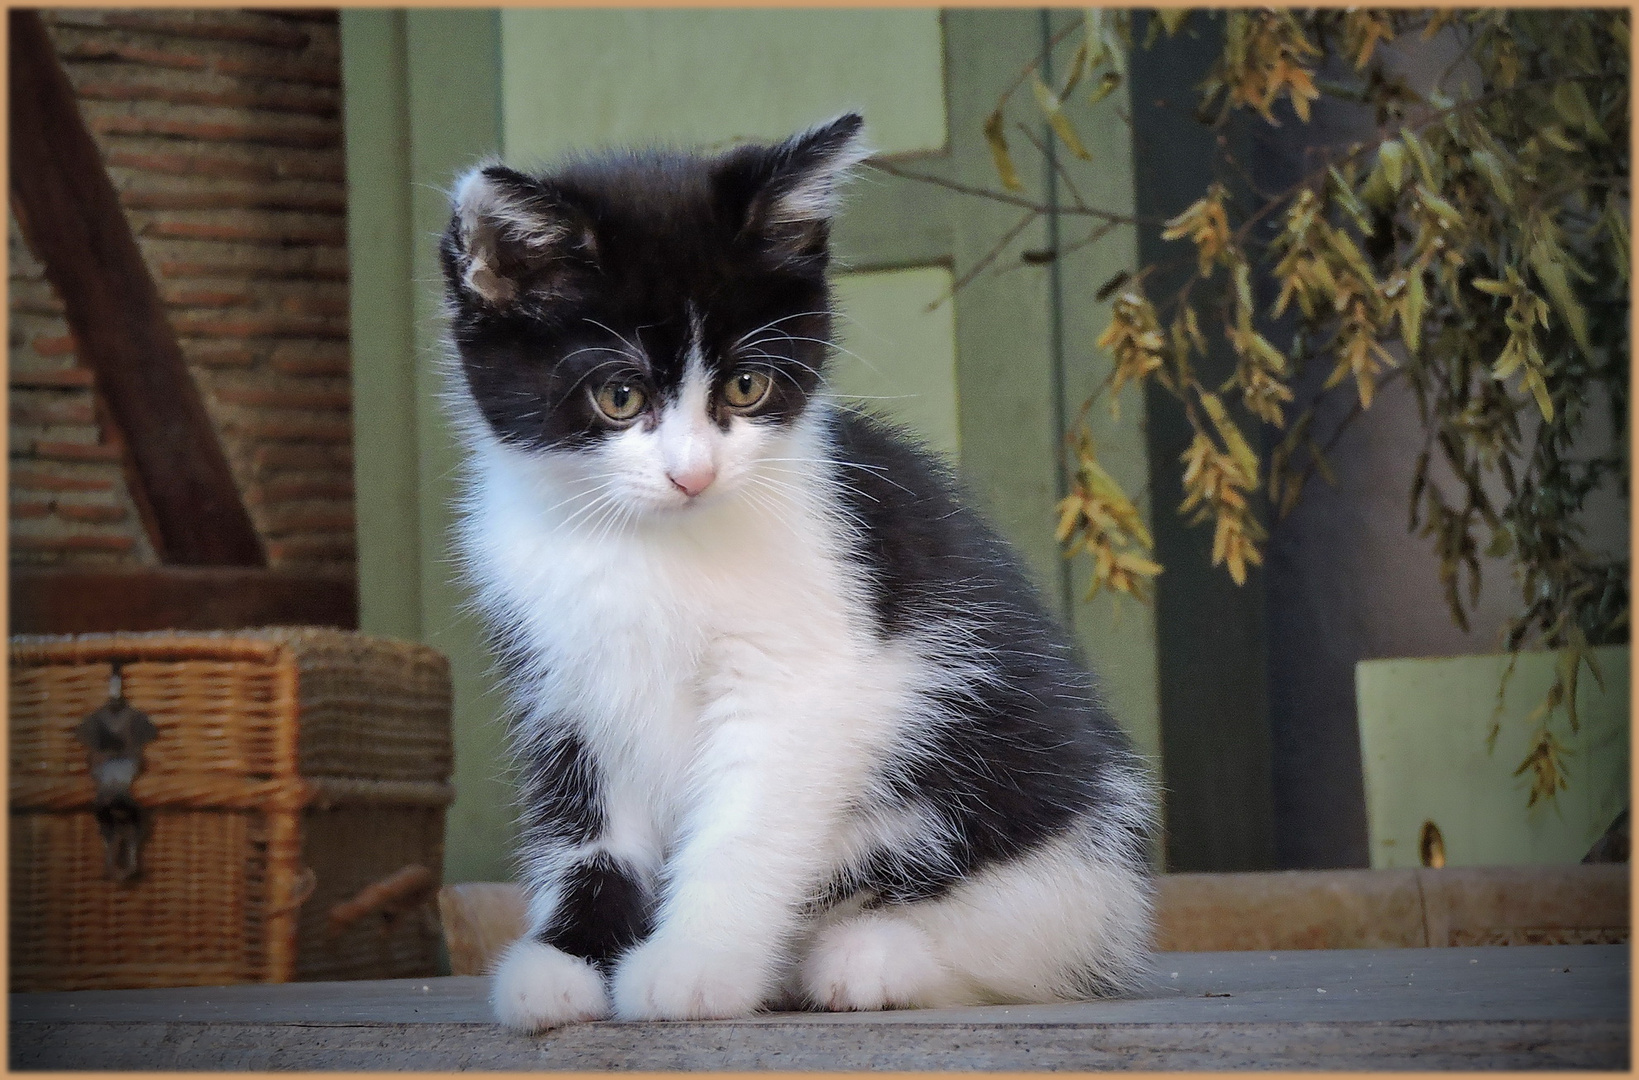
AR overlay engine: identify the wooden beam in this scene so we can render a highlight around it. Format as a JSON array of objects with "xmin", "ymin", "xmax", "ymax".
[
  {"xmin": 8, "ymin": 567, "xmax": 357, "ymax": 634},
  {"xmin": 8, "ymin": 10, "xmax": 265, "ymax": 566}
]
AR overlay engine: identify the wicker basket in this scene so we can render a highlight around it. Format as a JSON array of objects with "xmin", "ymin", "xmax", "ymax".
[{"xmin": 9, "ymin": 628, "xmax": 454, "ymax": 992}]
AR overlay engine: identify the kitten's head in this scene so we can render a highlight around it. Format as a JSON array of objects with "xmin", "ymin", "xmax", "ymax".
[{"xmin": 441, "ymin": 113, "xmax": 868, "ymax": 518}]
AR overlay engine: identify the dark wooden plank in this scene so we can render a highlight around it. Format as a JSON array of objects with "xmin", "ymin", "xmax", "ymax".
[
  {"xmin": 8, "ymin": 948, "xmax": 1629, "ymax": 1070},
  {"xmin": 8, "ymin": 567, "xmax": 356, "ymax": 633},
  {"xmin": 8, "ymin": 10, "xmax": 265, "ymax": 566}
]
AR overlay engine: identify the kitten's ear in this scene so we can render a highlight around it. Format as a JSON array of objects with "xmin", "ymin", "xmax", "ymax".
[
  {"xmin": 715, "ymin": 113, "xmax": 870, "ymax": 260},
  {"xmin": 443, "ymin": 163, "xmax": 595, "ymax": 308}
]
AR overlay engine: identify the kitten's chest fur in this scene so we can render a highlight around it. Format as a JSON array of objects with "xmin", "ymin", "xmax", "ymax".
[{"xmin": 465, "ymin": 440, "xmax": 873, "ymax": 822}]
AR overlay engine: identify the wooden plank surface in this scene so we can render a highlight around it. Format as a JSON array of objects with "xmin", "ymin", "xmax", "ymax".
[
  {"xmin": 8, "ymin": 567, "xmax": 357, "ymax": 633},
  {"xmin": 11, "ymin": 946, "xmax": 1627, "ymax": 1070},
  {"xmin": 8, "ymin": 10, "xmax": 265, "ymax": 566}
]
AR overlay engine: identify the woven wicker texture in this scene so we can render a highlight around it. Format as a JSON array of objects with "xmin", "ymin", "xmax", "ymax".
[{"xmin": 10, "ymin": 629, "xmax": 453, "ymax": 992}]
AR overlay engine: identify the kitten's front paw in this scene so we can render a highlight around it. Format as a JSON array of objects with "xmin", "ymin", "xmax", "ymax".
[
  {"xmin": 611, "ymin": 934, "xmax": 765, "ymax": 1020},
  {"xmin": 491, "ymin": 937, "xmax": 611, "ymax": 1032},
  {"xmin": 801, "ymin": 913, "xmax": 956, "ymax": 1011}
]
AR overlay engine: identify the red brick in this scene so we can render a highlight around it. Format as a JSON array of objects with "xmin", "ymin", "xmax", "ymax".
[
  {"xmin": 233, "ymin": 415, "xmax": 352, "ymax": 443},
  {"xmin": 263, "ymin": 507, "xmax": 355, "ymax": 534},
  {"xmin": 10, "ymin": 533, "xmax": 136, "ymax": 553},
  {"xmin": 158, "ymin": 258, "xmax": 349, "ymax": 283},
  {"xmin": 277, "ymin": 293, "xmax": 349, "ymax": 318},
  {"xmin": 173, "ymin": 313, "xmax": 348, "ymax": 340},
  {"xmin": 91, "ymin": 114, "xmax": 340, "ymax": 149},
  {"xmin": 56, "ymin": 39, "xmax": 209, "ymax": 72},
  {"xmin": 56, "ymin": 502, "xmax": 130, "ymax": 525},
  {"xmin": 13, "ymin": 399, "xmax": 97, "ymax": 427},
  {"xmin": 31, "ymin": 334, "xmax": 78, "ymax": 358},
  {"xmin": 106, "ymin": 149, "xmax": 274, "ymax": 182},
  {"xmin": 266, "ymin": 535, "xmax": 355, "ymax": 563},
  {"xmin": 144, "ymin": 220, "xmax": 347, "ymax": 247},
  {"xmin": 269, "ymin": 342, "xmax": 349, "ymax": 377},
  {"xmin": 74, "ymin": 79, "xmax": 337, "ymax": 117},
  {"xmin": 257, "ymin": 477, "xmax": 354, "ymax": 502},
  {"xmin": 161, "ymin": 285, "xmax": 254, "ymax": 308},
  {"xmin": 212, "ymin": 55, "xmax": 340, "ymax": 87},
  {"xmin": 9, "ymin": 468, "xmax": 117, "ymax": 493},
  {"xmin": 213, "ymin": 385, "xmax": 350, "ymax": 409},
  {"xmin": 253, "ymin": 444, "xmax": 350, "ymax": 472},
  {"xmin": 86, "ymin": 12, "xmax": 313, "ymax": 51},
  {"xmin": 186, "ymin": 343, "xmax": 258, "ymax": 368},
  {"xmin": 9, "ymin": 368, "xmax": 95, "ymax": 389},
  {"xmin": 121, "ymin": 186, "xmax": 347, "ymax": 214},
  {"xmin": 32, "ymin": 441, "xmax": 125, "ymax": 463}
]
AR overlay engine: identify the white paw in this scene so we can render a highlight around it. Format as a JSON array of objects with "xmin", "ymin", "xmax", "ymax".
[
  {"xmin": 610, "ymin": 933, "xmax": 766, "ymax": 1020},
  {"xmin": 801, "ymin": 913, "xmax": 955, "ymax": 1011},
  {"xmin": 490, "ymin": 937, "xmax": 611, "ymax": 1032}
]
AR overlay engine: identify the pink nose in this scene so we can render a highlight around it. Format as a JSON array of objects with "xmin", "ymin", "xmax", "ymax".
[{"xmin": 668, "ymin": 465, "xmax": 716, "ymax": 497}]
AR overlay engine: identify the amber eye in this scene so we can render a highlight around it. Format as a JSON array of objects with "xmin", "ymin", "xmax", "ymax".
[
  {"xmin": 722, "ymin": 370, "xmax": 772, "ymax": 411},
  {"xmin": 592, "ymin": 381, "xmax": 647, "ymax": 422}
]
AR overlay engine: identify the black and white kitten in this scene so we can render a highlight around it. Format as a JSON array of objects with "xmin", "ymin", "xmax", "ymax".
[{"xmin": 439, "ymin": 113, "xmax": 1157, "ymax": 1030}]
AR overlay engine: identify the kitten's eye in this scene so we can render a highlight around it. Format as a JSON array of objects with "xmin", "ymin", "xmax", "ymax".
[
  {"xmin": 592, "ymin": 381, "xmax": 648, "ymax": 423},
  {"xmin": 721, "ymin": 370, "xmax": 772, "ymax": 411}
]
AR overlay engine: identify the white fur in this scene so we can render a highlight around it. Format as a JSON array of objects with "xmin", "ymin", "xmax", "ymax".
[
  {"xmin": 452, "ymin": 372, "xmax": 1150, "ymax": 1028},
  {"xmin": 490, "ymin": 937, "xmax": 610, "ymax": 1031}
]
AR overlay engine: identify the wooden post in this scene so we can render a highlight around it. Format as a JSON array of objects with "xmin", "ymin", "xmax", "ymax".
[{"xmin": 9, "ymin": 10, "xmax": 265, "ymax": 566}]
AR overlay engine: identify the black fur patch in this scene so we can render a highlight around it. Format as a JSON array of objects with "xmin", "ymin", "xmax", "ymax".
[
  {"xmin": 514, "ymin": 728, "xmax": 603, "ymax": 850},
  {"xmin": 538, "ymin": 854, "xmax": 655, "ymax": 966},
  {"xmin": 824, "ymin": 411, "xmax": 1152, "ymax": 899}
]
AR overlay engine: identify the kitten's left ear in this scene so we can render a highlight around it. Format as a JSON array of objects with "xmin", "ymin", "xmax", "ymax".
[{"xmin": 716, "ymin": 113, "xmax": 870, "ymax": 259}]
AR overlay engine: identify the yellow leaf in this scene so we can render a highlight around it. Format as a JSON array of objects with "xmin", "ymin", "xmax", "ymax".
[
  {"xmin": 1088, "ymin": 70, "xmax": 1122, "ymax": 106},
  {"xmin": 1400, "ymin": 272, "xmax": 1425, "ymax": 354},
  {"xmin": 1032, "ymin": 74, "xmax": 1093, "ymax": 161},
  {"xmin": 1199, "ymin": 391, "xmax": 1260, "ymax": 485},
  {"xmin": 983, "ymin": 108, "xmax": 1024, "ymax": 192}
]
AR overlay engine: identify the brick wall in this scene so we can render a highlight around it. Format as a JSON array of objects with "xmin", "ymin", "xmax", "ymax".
[{"xmin": 8, "ymin": 9, "xmax": 354, "ymax": 574}]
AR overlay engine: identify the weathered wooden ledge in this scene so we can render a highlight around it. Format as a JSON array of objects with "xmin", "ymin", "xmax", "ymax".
[{"xmin": 10, "ymin": 945, "xmax": 1627, "ymax": 1071}]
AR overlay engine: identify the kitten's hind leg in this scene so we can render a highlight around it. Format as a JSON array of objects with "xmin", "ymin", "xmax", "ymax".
[{"xmin": 800, "ymin": 830, "xmax": 1153, "ymax": 1010}]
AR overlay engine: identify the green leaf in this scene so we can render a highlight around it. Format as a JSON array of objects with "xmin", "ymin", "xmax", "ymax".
[
  {"xmin": 983, "ymin": 107, "xmax": 1024, "ymax": 192},
  {"xmin": 1032, "ymin": 74, "xmax": 1093, "ymax": 160},
  {"xmin": 1400, "ymin": 126, "xmax": 1436, "ymax": 184},
  {"xmin": 1377, "ymin": 140, "xmax": 1406, "ymax": 192},
  {"xmin": 1528, "ymin": 243, "xmax": 1593, "ymax": 357},
  {"xmin": 1469, "ymin": 148, "xmax": 1514, "ymax": 206},
  {"xmin": 1089, "ymin": 70, "xmax": 1122, "ymax": 106},
  {"xmin": 1158, "ymin": 9, "xmax": 1190, "ymax": 36},
  {"xmin": 1551, "ymin": 80, "xmax": 1609, "ymax": 143},
  {"xmin": 1059, "ymin": 39, "xmax": 1090, "ymax": 100},
  {"xmin": 1400, "ymin": 271, "xmax": 1425, "ymax": 354}
]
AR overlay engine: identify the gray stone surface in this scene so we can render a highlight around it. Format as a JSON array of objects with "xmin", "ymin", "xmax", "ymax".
[{"xmin": 11, "ymin": 945, "xmax": 1629, "ymax": 1070}]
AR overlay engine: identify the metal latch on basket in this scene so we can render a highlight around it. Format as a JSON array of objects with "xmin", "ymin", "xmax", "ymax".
[{"xmin": 75, "ymin": 663, "xmax": 158, "ymax": 883}]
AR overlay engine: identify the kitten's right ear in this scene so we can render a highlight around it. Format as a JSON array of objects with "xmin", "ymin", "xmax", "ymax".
[
  {"xmin": 714, "ymin": 113, "xmax": 871, "ymax": 262},
  {"xmin": 443, "ymin": 163, "xmax": 594, "ymax": 308}
]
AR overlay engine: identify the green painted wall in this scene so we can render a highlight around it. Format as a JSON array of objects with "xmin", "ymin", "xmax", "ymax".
[
  {"xmin": 499, "ymin": 10, "xmax": 946, "ymax": 160},
  {"xmin": 343, "ymin": 9, "xmax": 515, "ymax": 883},
  {"xmin": 1358, "ymin": 646, "xmax": 1630, "ymax": 868},
  {"xmin": 831, "ymin": 269, "xmax": 961, "ymax": 462}
]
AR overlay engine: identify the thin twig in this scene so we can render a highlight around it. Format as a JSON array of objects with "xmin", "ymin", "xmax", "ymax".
[
  {"xmin": 925, "ymin": 209, "xmax": 1041, "ymax": 312},
  {"xmin": 1014, "ymin": 120, "xmax": 1090, "ymax": 212}
]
